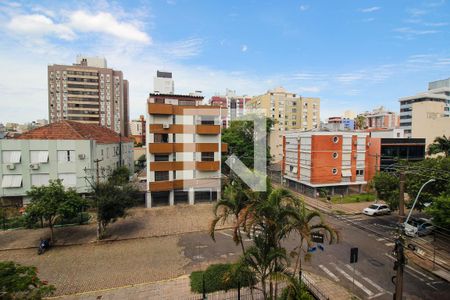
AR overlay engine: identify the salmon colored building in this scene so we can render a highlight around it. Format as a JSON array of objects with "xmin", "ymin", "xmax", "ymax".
[
  {"xmin": 146, "ymin": 93, "xmax": 226, "ymax": 207},
  {"xmin": 283, "ymin": 131, "xmax": 380, "ymax": 197}
]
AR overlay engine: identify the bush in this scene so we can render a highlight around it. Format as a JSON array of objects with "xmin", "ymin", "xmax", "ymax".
[{"xmin": 190, "ymin": 263, "xmax": 256, "ymax": 293}]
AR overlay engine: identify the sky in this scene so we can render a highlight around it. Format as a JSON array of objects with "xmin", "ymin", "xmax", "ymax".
[{"xmin": 0, "ymin": 0, "xmax": 449, "ymax": 123}]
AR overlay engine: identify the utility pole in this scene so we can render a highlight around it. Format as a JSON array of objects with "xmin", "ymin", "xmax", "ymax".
[
  {"xmin": 93, "ymin": 159, "xmax": 103, "ymax": 184},
  {"xmin": 398, "ymin": 172, "xmax": 405, "ymax": 217},
  {"xmin": 393, "ymin": 237, "xmax": 405, "ymax": 300}
]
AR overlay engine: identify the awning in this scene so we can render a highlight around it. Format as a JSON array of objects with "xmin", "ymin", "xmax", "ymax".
[{"xmin": 342, "ymin": 169, "xmax": 352, "ymax": 177}]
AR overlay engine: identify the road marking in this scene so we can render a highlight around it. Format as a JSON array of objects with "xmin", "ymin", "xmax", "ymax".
[
  {"xmin": 218, "ymin": 231, "xmax": 233, "ymax": 238},
  {"xmin": 384, "ymin": 254, "xmax": 425, "ymax": 282},
  {"xmin": 426, "ymin": 282, "xmax": 438, "ymax": 290},
  {"xmin": 405, "ymin": 265, "xmax": 434, "ymax": 281},
  {"xmin": 376, "ymin": 238, "xmax": 386, "ymax": 242},
  {"xmin": 319, "ymin": 265, "xmax": 340, "ymax": 282},
  {"xmin": 368, "ymin": 292, "xmax": 387, "ymax": 299},
  {"xmin": 344, "ymin": 264, "xmax": 385, "ymax": 293},
  {"xmin": 385, "ymin": 242, "xmax": 395, "ymax": 247},
  {"xmin": 330, "ymin": 263, "xmax": 374, "ymax": 296}
]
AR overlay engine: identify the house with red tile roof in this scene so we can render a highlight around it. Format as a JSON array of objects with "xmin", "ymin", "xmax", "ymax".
[{"xmin": 0, "ymin": 121, "xmax": 134, "ymax": 206}]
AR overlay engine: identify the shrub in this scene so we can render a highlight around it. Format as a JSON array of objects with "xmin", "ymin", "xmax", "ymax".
[{"xmin": 190, "ymin": 263, "xmax": 256, "ymax": 293}]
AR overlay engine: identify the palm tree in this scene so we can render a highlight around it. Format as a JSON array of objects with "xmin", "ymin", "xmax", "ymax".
[
  {"xmin": 428, "ymin": 135, "xmax": 450, "ymax": 157},
  {"xmin": 278, "ymin": 273, "xmax": 314, "ymax": 300},
  {"xmin": 289, "ymin": 203, "xmax": 339, "ymax": 277},
  {"xmin": 209, "ymin": 177, "xmax": 252, "ymax": 254},
  {"xmin": 241, "ymin": 233, "xmax": 289, "ymax": 300}
]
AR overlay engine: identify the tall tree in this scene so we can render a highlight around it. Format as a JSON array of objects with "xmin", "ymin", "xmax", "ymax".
[
  {"xmin": 355, "ymin": 115, "xmax": 366, "ymax": 130},
  {"xmin": 26, "ymin": 180, "xmax": 85, "ymax": 241},
  {"xmin": 0, "ymin": 261, "xmax": 55, "ymax": 299},
  {"xmin": 372, "ymin": 172, "xmax": 400, "ymax": 210},
  {"xmin": 428, "ymin": 135, "xmax": 450, "ymax": 157},
  {"xmin": 221, "ymin": 118, "xmax": 273, "ymax": 170},
  {"xmin": 90, "ymin": 167, "xmax": 138, "ymax": 240}
]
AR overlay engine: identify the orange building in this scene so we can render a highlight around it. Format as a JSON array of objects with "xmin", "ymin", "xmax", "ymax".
[
  {"xmin": 146, "ymin": 93, "xmax": 226, "ymax": 207},
  {"xmin": 283, "ymin": 131, "xmax": 380, "ymax": 197}
]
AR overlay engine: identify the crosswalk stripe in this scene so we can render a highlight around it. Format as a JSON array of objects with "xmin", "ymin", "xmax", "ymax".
[
  {"xmin": 330, "ymin": 263, "xmax": 374, "ymax": 296},
  {"xmin": 319, "ymin": 265, "xmax": 340, "ymax": 282},
  {"xmin": 406, "ymin": 265, "xmax": 434, "ymax": 281},
  {"xmin": 376, "ymin": 238, "xmax": 386, "ymax": 242},
  {"xmin": 344, "ymin": 264, "xmax": 385, "ymax": 293},
  {"xmin": 385, "ymin": 242, "xmax": 395, "ymax": 247}
]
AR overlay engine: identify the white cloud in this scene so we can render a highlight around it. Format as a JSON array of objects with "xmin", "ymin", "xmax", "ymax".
[
  {"xmin": 7, "ymin": 14, "xmax": 75, "ymax": 40},
  {"xmin": 363, "ymin": 18, "xmax": 375, "ymax": 22},
  {"xmin": 299, "ymin": 5, "xmax": 309, "ymax": 11},
  {"xmin": 297, "ymin": 86, "xmax": 320, "ymax": 93},
  {"xmin": 69, "ymin": 10, "xmax": 151, "ymax": 44},
  {"xmin": 164, "ymin": 38, "xmax": 203, "ymax": 58},
  {"xmin": 241, "ymin": 45, "xmax": 248, "ymax": 52},
  {"xmin": 394, "ymin": 27, "xmax": 439, "ymax": 36},
  {"xmin": 361, "ymin": 6, "xmax": 380, "ymax": 13},
  {"xmin": 424, "ymin": 22, "xmax": 448, "ymax": 27}
]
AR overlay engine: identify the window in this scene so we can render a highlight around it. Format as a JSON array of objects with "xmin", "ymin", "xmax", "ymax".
[
  {"xmin": 30, "ymin": 151, "xmax": 49, "ymax": 164},
  {"xmin": 1, "ymin": 175, "xmax": 22, "ymax": 188},
  {"xmin": 332, "ymin": 136, "xmax": 339, "ymax": 144},
  {"xmin": 154, "ymin": 133, "xmax": 169, "ymax": 143},
  {"xmin": 155, "ymin": 171, "xmax": 169, "ymax": 181},
  {"xmin": 58, "ymin": 173, "xmax": 77, "ymax": 187},
  {"xmin": 356, "ymin": 170, "xmax": 364, "ymax": 176},
  {"xmin": 179, "ymin": 100, "xmax": 195, "ymax": 106},
  {"xmin": 154, "ymin": 154, "xmax": 169, "ymax": 161},
  {"xmin": 200, "ymin": 116, "xmax": 215, "ymax": 125},
  {"xmin": 332, "ymin": 168, "xmax": 338, "ymax": 175},
  {"xmin": 332, "ymin": 152, "xmax": 339, "ymax": 159},
  {"xmin": 58, "ymin": 150, "xmax": 75, "ymax": 162},
  {"xmin": 201, "ymin": 152, "xmax": 215, "ymax": 161},
  {"xmin": 31, "ymin": 174, "xmax": 50, "ymax": 187},
  {"xmin": 2, "ymin": 151, "xmax": 21, "ymax": 163}
]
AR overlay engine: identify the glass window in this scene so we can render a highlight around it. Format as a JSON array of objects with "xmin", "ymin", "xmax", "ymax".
[
  {"xmin": 155, "ymin": 171, "xmax": 169, "ymax": 181},
  {"xmin": 154, "ymin": 134, "xmax": 169, "ymax": 143},
  {"xmin": 58, "ymin": 150, "xmax": 75, "ymax": 162},
  {"xmin": 154, "ymin": 154, "xmax": 169, "ymax": 161},
  {"xmin": 201, "ymin": 152, "xmax": 215, "ymax": 161},
  {"xmin": 58, "ymin": 173, "xmax": 77, "ymax": 187},
  {"xmin": 31, "ymin": 174, "xmax": 50, "ymax": 186}
]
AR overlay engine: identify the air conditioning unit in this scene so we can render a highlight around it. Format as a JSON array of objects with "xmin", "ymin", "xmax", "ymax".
[
  {"xmin": 29, "ymin": 164, "xmax": 40, "ymax": 170},
  {"xmin": 162, "ymin": 123, "xmax": 170, "ymax": 129},
  {"xmin": 6, "ymin": 164, "xmax": 15, "ymax": 170},
  {"xmin": 78, "ymin": 154, "xmax": 86, "ymax": 160}
]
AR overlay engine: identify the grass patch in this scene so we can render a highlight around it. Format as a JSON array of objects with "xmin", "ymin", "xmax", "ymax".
[{"xmin": 330, "ymin": 193, "xmax": 376, "ymax": 204}]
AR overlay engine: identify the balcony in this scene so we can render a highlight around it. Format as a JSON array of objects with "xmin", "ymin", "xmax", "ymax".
[
  {"xmin": 196, "ymin": 161, "xmax": 220, "ymax": 171},
  {"xmin": 148, "ymin": 103, "xmax": 173, "ymax": 115},
  {"xmin": 150, "ymin": 161, "xmax": 196, "ymax": 171},
  {"xmin": 196, "ymin": 125, "xmax": 220, "ymax": 135},
  {"xmin": 149, "ymin": 180, "xmax": 173, "ymax": 191},
  {"xmin": 148, "ymin": 143, "xmax": 174, "ymax": 153}
]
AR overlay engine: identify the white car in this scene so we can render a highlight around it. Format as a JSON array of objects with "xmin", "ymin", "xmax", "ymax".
[
  {"xmin": 404, "ymin": 218, "xmax": 435, "ymax": 237},
  {"xmin": 363, "ymin": 204, "xmax": 391, "ymax": 216}
]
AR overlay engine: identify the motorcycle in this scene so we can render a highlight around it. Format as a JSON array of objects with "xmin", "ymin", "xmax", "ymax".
[{"xmin": 37, "ymin": 238, "xmax": 50, "ymax": 255}]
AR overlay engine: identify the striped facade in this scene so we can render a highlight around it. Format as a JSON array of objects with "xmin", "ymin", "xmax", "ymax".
[{"xmin": 145, "ymin": 94, "xmax": 225, "ymax": 207}]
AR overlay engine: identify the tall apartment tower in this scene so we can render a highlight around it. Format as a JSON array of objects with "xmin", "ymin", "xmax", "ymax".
[
  {"xmin": 399, "ymin": 79, "xmax": 450, "ymax": 141},
  {"xmin": 146, "ymin": 93, "xmax": 225, "ymax": 208},
  {"xmin": 247, "ymin": 87, "xmax": 320, "ymax": 163},
  {"xmin": 48, "ymin": 56, "xmax": 129, "ymax": 136},
  {"xmin": 153, "ymin": 71, "xmax": 174, "ymax": 94},
  {"xmin": 209, "ymin": 89, "xmax": 251, "ymax": 127}
]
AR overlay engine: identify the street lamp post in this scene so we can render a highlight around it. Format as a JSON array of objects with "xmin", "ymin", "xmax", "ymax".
[{"xmin": 404, "ymin": 179, "xmax": 435, "ymax": 225}]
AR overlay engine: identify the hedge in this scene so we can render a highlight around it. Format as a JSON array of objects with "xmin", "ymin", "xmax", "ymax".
[{"xmin": 190, "ymin": 263, "xmax": 256, "ymax": 294}]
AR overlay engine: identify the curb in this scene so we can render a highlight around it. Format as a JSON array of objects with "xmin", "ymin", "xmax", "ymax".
[{"xmin": 0, "ymin": 226, "xmax": 234, "ymax": 252}]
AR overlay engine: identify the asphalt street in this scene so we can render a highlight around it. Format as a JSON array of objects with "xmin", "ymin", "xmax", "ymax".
[{"xmin": 179, "ymin": 213, "xmax": 450, "ymax": 300}]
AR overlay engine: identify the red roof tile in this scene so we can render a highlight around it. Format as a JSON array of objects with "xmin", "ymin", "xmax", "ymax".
[{"xmin": 15, "ymin": 121, "xmax": 133, "ymax": 144}]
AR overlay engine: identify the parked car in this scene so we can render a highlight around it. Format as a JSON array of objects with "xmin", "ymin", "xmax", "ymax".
[
  {"xmin": 362, "ymin": 204, "xmax": 391, "ymax": 216},
  {"xmin": 404, "ymin": 218, "xmax": 435, "ymax": 237}
]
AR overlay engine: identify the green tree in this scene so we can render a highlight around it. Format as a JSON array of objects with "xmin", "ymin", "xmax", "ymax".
[
  {"xmin": 372, "ymin": 172, "xmax": 400, "ymax": 210},
  {"xmin": 425, "ymin": 194, "xmax": 450, "ymax": 230},
  {"xmin": 428, "ymin": 135, "xmax": 450, "ymax": 157},
  {"xmin": 0, "ymin": 261, "xmax": 55, "ymax": 299},
  {"xmin": 221, "ymin": 118, "xmax": 273, "ymax": 170},
  {"xmin": 91, "ymin": 168, "xmax": 138, "ymax": 240},
  {"xmin": 26, "ymin": 180, "xmax": 85, "ymax": 241}
]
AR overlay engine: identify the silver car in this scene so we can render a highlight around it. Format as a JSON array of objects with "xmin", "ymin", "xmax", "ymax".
[{"xmin": 404, "ymin": 218, "xmax": 435, "ymax": 237}]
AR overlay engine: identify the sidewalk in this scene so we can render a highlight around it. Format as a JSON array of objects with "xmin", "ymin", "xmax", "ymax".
[
  {"xmin": 54, "ymin": 270, "xmax": 353, "ymax": 300},
  {"xmin": 273, "ymin": 183, "xmax": 375, "ymax": 215},
  {"xmin": 0, "ymin": 204, "xmax": 231, "ymax": 251}
]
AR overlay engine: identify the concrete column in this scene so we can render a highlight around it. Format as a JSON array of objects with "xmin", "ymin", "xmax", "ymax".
[
  {"xmin": 313, "ymin": 187, "xmax": 317, "ymax": 199},
  {"xmin": 346, "ymin": 186, "xmax": 350, "ymax": 196},
  {"xmin": 331, "ymin": 186, "xmax": 335, "ymax": 196},
  {"xmin": 216, "ymin": 187, "xmax": 221, "ymax": 201},
  {"xmin": 358, "ymin": 185, "xmax": 363, "ymax": 193},
  {"xmin": 169, "ymin": 190, "xmax": 174, "ymax": 206},
  {"xmin": 145, "ymin": 191, "xmax": 152, "ymax": 208},
  {"xmin": 188, "ymin": 188, "xmax": 195, "ymax": 205}
]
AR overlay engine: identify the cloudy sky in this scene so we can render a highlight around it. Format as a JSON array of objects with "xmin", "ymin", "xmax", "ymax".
[{"xmin": 0, "ymin": 0, "xmax": 449, "ymax": 123}]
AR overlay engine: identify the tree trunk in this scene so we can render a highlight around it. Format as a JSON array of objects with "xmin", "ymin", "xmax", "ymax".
[
  {"xmin": 49, "ymin": 221, "xmax": 54, "ymax": 242},
  {"xmin": 96, "ymin": 220, "xmax": 102, "ymax": 240}
]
